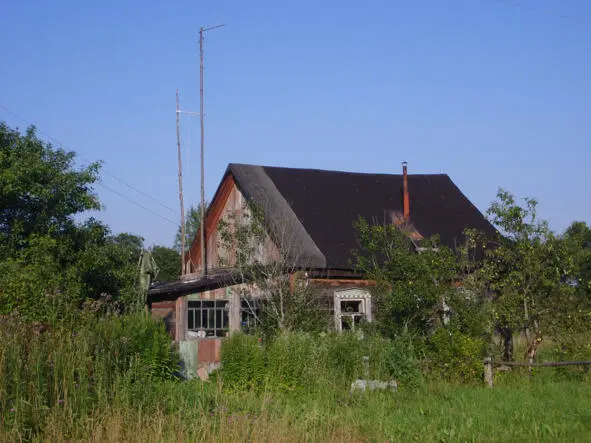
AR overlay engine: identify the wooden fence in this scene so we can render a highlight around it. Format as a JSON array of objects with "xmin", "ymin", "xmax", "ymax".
[{"xmin": 483, "ymin": 357, "xmax": 591, "ymax": 388}]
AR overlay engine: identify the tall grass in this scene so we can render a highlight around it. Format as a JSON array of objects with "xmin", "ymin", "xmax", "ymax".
[
  {"xmin": 1, "ymin": 377, "xmax": 588, "ymax": 442},
  {"xmin": 0, "ymin": 312, "xmax": 177, "ymax": 440},
  {"xmin": 219, "ymin": 331, "xmax": 423, "ymax": 394},
  {"xmin": 1, "ymin": 317, "xmax": 589, "ymax": 441}
]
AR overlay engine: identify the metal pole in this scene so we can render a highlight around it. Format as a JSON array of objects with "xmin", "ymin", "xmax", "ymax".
[
  {"xmin": 176, "ymin": 89, "xmax": 186, "ymax": 276},
  {"xmin": 199, "ymin": 27, "xmax": 206, "ymax": 276},
  {"xmin": 198, "ymin": 23, "xmax": 224, "ymax": 276}
]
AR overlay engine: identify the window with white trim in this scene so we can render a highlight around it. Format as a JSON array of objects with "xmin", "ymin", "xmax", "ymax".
[{"xmin": 334, "ymin": 289, "xmax": 372, "ymax": 332}]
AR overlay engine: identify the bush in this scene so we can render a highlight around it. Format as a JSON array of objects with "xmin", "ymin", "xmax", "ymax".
[
  {"xmin": 85, "ymin": 311, "xmax": 179, "ymax": 381},
  {"xmin": 380, "ymin": 333, "xmax": 424, "ymax": 389},
  {"xmin": 319, "ymin": 331, "xmax": 365, "ymax": 384},
  {"xmin": 220, "ymin": 331, "xmax": 424, "ymax": 393},
  {"xmin": 265, "ymin": 333, "xmax": 316, "ymax": 391},
  {"xmin": 426, "ymin": 328, "xmax": 485, "ymax": 383},
  {"xmin": 219, "ymin": 333, "xmax": 265, "ymax": 391}
]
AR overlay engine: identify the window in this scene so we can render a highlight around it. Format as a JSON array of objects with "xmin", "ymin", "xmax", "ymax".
[
  {"xmin": 241, "ymin": 298, "xmax": 262, "ymax": 333},
  {"xmin": 340, "ymin": 300, "xmax": 364, "ymax": 331},
  {"xmin": 187, "ymin": 300, "xmax": 229, "ymax": 337},
  {"xmin": 334, "ymin": 289, "xmax": 372, "ymax": 332}
]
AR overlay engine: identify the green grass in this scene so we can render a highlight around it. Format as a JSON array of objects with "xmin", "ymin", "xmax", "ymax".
[
  {"xmin": 1, "ymin": 316, "xmax": 590, "ymax": 442},
  {"xmin": 2, "ymin": 379, "xmax": 589, "ymax": 442}
]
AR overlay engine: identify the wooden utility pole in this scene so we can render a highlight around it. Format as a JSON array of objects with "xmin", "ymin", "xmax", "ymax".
[
  {"xmin": 199, "ymin": 24, "xmax": 224, "ymax": 276},
  {"xmin": 176, "ymin": 89, "xmax": 186, "ymax": 276}
]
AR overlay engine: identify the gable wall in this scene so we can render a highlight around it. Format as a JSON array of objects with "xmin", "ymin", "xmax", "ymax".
[{"xmin": 186, "ymin": 174, "xmax": 280, "ymax": 274}]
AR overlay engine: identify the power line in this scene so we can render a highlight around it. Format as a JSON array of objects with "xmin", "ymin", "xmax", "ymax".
[
  {"xmin": 0, "ymin": 103, "xmax": 179, "ymax": 216},
  {"xmin": 489, "ymin": 0, "xmax": 579, "ymax": 23},
  {"xmin": 96, "ymin": 168, "xmax": 179, "ymax": 215},
  {"xmin": 0, "ymin": 103, "xmax": 180, "ymax": 226},
  {"xmin": 97, "ymin": 182, "xmax": 179, "ymax": 226}
]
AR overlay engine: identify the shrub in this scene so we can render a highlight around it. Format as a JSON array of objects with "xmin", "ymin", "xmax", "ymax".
[
  {"xmin": 220, "ymin": 331, "xmax": 424, "ymax": 393},
  {"xmin": 319, "ymin": 331, "xmax": 365, "ymax": 384},
  {"xmin": 380, "ymin": 333, "xmax": 424, "ymax": 389},
  {"xmin": 220, "ymin": 333, "xmax": 265, "ymax": 391},
  {"xmin": 265, "ymin": 333, "xmax": 316, "ymax": 391},
  {"xmin": 426, "ymin": 328, "xmax": 485, "ymax": 383}
]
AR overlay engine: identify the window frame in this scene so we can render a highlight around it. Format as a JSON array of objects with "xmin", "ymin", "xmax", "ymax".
[
  {"xmin": 333, "ymin": 288, "xmax": 372, "ymax": 332},
  {"xmin": 187, "ymin": 299, "xmax": 229, "ymax": 338}
]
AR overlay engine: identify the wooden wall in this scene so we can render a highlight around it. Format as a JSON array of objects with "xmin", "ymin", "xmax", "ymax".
[
  {"xmin": 150, "ymin": 301, "xmax": 176, "ymax": 340},
  {"xmin": 186, "ymin": 174, "xmax": 280, "ymax": 273}
]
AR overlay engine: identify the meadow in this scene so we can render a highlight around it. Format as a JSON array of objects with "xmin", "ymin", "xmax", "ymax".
[{"xmin": 1, "ymin": 314, "xmax": 589, "ymax": 442}]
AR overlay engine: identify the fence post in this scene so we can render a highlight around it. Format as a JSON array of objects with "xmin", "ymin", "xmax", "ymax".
[
  {"xmin": 484, "ymin": 357, "xmax": 493, "ymax": 388},
  {"xmin": 362, "ymin": 356, "xmax": 370, "ymax": 379}
]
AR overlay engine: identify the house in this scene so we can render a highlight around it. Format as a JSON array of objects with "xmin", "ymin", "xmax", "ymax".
[{"xmin": 148, "ymin": 162, "xmax": 496, "ymax": 371}]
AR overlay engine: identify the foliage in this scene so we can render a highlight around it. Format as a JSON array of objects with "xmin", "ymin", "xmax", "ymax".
[
  {"xmin": 0, "ymin": 222, "xmax": 145, "ymax": 321},
  {"xmin": 219, "ymin": 333, "xmax": 265, "ymax": 391},
  {"xmin": 426, "ymin": 327, "xmax": 486, "ymax": 383},
  {"xmin": 0, "ymin": 123, "xmax": 101, "ymax": 258},
  {"xmin": 76, "ymin": 230, "xmax": 146, "ymax": 308},
  {"xmin": 564, "ymin": 221, "xmax": 591, "ymax": 289},
  {"xmin": 351, "ymin": 217, "xmax": 481, "ymax": 341},
  {"xmin": 174, "ymin": 203, "xmax": 208, "ymax": 253},
  {"xmin": 0, "ymin": 120, "xmax": 149, "ymax": 318},
  {"xmin": 217, "ymin": 202, "xmax": 330, "ymax": 336},
  {"xmin": 471, "ymin": 189, "xmax": 581, "ymax": 360},
  {"xmin": 151, "ymin": 245, "xmax": 180, "ymax": 282},
  {"xmin": 220, "ymin": 331, "xmax": 423, "ymax": 393},
  {"xmin": 0, "ymin": 311, "xmax": 178, "ymax": 438}
]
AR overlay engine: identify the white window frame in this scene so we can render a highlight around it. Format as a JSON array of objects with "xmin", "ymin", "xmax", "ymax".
[{"xmin": 334, "ymin": 288, "xmax": 372, "ymax": 332}]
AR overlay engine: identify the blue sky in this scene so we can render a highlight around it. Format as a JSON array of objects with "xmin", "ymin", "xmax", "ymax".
[{"xmin": 1, "ymin": 0, "xmax": 589, "ymax": 247}]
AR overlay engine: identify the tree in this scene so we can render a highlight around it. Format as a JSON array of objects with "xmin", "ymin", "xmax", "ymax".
[
  {"xmin": 0, "ymin": 122, "xmax": 146, "ymax": 320},
  {"xmin": 174, "ymin": 203, "xmax": 208, "ymax": 253},
  {"xmin": 151, "ymin": 246, "xmax": 180, "ymax": 282},
  {"xmin": 352, "ymin": 217, "xmax": 465, "ymax": 339},
  {"xmin": 351, "ymin": 217, "xmax": 493, "ymax": 382},
  {"xmin": 546, "ymin": 222, "xmax": 591, "ymax": 361},
  {"xmin": 563, "ymin": 221, "xmax": 591, "ymax": 289},
  {"xmin": 75, "ymin": 230, "xmax": 145, "ymax": 305},
  {"xmin": 0, "ymin": 123, "xmax": 101, "ymax": 259},
  {"xmin": 216, "ymin": 202, "xmax": 329, "ymax": 337},
  {"xmin": 477, "ymin": 189, "xmax": 573, "ymax": 361}
]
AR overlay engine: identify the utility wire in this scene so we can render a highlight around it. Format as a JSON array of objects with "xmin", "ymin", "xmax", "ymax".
[
  {"xmin": 0, "ymin": 103, "xmax": 180, "ymax": 216},
  {"xmin": 95, "ymin": 168, "xmax": 178, "ymax": 215},
  {"xmin": 0, "ymin": 103, "xmax": 180, "ymax": 226},
  {"xmin": 489, "ymin": 0, "xmax": 579, "ymax": 23},
  {"xmin": 97, "ymin": 182, "xmax": 178, "ymax": 226}
]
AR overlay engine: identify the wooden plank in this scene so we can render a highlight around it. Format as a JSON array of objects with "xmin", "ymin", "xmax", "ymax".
[
  {"xmin": 175, "ymin": 296, "xmax": 187, "ymax": 342},
  {"xmin": 187, "ymin": 174, "xmax": 236, "ymax": 270},
  {"xmin": 495, "ymin": 360, "xmax": 591, "ymax": 367},
  {"xmin": 151, "ymin": 302, "xmax": 176, "ymax": 309},
  {"xmin": 309, "ymin": 278, "xmax": 376, "ymax": 286}
]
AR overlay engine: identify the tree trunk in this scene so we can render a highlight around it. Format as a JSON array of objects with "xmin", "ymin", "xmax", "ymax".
[
  {"xmin": 502, "ymin": 328, "xmax": 514, "ymax": 361},
  {"xmin": 523, "ymin": 297, "xmax": 531, "ymax": 343}
]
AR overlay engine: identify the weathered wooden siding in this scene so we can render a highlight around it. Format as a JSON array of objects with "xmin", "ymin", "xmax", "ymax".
[
  {"xmin": 150, "ymin": 301, "xmax": 176, "ymax": 339},
  {"xmin": 186, "ymin": 174, "xmax": 280, "ymax": 273}
]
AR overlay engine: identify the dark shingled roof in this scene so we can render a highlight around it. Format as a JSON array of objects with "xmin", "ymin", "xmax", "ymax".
[{"xmin": 228, "ymin": 164, "xmax": 497, "ymax": 270}]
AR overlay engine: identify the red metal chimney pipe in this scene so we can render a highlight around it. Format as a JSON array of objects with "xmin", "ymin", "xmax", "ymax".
[{"xmin": 402, "ymin": 161, "xmax": 410, "ymax": 221}]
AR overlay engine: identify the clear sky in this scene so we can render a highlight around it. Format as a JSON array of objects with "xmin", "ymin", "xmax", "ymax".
[{"xmin": 1, "ymin": 0, "xmax": 589, "ymax": 247}]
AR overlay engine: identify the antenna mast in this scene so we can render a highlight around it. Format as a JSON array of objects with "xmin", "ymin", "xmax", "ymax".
[
  {"xmin": 199, "ymin": 23, "xmax": 224, "ymax": 276},
  {"xmin": 176, "ymin": 89, "xmax": 186, "ymax": 276}
]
